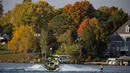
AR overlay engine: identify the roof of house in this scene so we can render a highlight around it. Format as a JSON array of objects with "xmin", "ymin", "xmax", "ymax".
[
  {"xmin": 109, "ymin": 33, "xmax": 124, "ymax": 42},
  {"xmin": 117, "ymin": 20, "xmax": 130, "ymax": 34},
  {"xmin": 118, "ymin": 56, "xmax": 130, "ymax": 61}
]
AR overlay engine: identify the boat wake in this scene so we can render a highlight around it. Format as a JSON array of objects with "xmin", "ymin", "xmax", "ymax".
[
  {"xmin": 60, "ymin": 65, "xmax": 100, "ymax": 72},
  {"xmin": 25, "ymin": 64, "xmax": 45, "ymax": 71},
  {"xmin": 0, "ymin": 64, "xmax": 100, "ymax": 72}
]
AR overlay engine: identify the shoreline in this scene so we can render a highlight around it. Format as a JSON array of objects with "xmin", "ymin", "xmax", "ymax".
[
  {"xmin": 0, "ymin": 62, "xmax": 129, "ymax": 66},
  {"xmin": 0, "ymin": 61, "xmax": 112, "ymax": 65}
]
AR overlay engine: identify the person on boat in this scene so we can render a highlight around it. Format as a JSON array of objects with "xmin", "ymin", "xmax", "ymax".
[
  {"xmin": 53, "ymin": 58, "xmax": 59, "ymax": 68},
  {"xmin": 45, "ymin": 57, "xmax": 51, "ymax": 67}
]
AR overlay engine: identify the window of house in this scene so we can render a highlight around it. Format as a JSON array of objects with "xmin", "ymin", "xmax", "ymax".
[{"xmin": 125, "ymin": 25, "xmax": 129, "ymax": 33}]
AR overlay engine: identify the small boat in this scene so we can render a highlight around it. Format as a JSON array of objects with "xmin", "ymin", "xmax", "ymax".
[{"xmin": 45, "ymin": 61, "xmax": 60, "ymax": 72}]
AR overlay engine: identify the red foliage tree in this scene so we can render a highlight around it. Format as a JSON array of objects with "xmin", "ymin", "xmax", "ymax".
[{"xmin": 77, "ymin": 18, "xmax": 90, "ymax": 36}]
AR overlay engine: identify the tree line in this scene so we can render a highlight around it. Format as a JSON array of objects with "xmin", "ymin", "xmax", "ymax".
[{"xmin": 0, "ymin": 0, "xmax": 129, "ymax": 62}]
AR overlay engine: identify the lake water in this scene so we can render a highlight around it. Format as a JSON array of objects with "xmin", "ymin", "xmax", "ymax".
[{"xmin": 0, "ymin": 63, "xmax": 130, "ymax": 73}]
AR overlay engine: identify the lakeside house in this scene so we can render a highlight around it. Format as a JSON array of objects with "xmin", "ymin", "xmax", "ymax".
[{"xmin": 107, "ymin": 20, "xmax": 130, "ymax": 57}]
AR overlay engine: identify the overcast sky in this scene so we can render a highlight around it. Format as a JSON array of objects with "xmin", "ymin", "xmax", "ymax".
[{"xmin": 2, "ymin": 0, "xmax": 130, "ymax": 14}]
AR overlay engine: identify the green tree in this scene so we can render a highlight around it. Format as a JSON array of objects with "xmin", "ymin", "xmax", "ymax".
[
  {"xmin": 57, "ymin": 30, "xmax": 74, "ymax": 45},
  {"xmin": 0, "ymin": 11, "xmax": 13, "ymax": 41},
  {"xmin": 96, "ymin": 6, "xmax": 128, "ymax": 36},
  {"xmin": 48, "ymin": 13, "xmax": 73, "ymax": 36},
  {"xmin": 40, "ymin": 29, "xmax": 49, "ymax": 57},
  {"xmin": 40, "ymin": 29, "xmax": 58, "ymax": 57},
  {"xmin": 0, "ymin": 0, "xmax": 3, "ymax": 18},
  {"xmin": 0, "ymin": 11, "xmax": 11, "ymax": 27},
  {"xmin": 54, "ymin": 8, "xmax": 65, "ymax": 16},
  {"xmin": 48, "ymin": 30, "xmax": 58, "ymax": 52},
  {"xmin": 95, "ymin": 6, "xmax": 109, "ymax": 21},
  {"xmin": 34, "ymin": 1, "xmax": 54, "ymax": 32},
  {"xmin": 56, "ymin": 44, "xmax": 82, "ymax": 63},
  {"xmin": 23, "ymin": 0, "xmax": 32, "ymax": 3}
]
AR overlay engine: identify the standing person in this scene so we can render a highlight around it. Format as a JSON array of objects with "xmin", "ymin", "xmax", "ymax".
[
  {"xmin": 55, "ymin": 58, "xmax": 59, "ymax": 68},
  {"xmin": 100, "ymin": 65, "xmax": 104, "ymax": 72},
  {"xmin": 45, "ymin": 57, "xmax": 51, "ymax": 67},
  {"xmin": 53, "ymin": 58, "xmax": 59, "ymax": 68}
]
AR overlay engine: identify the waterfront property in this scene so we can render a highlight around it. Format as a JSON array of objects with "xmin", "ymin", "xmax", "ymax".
[
  {"xmin": 118, "ymin": 56, "xmax": 130, "ymax": 66},
  {"xmin": 107, "ymin": 20, "xmax": 130, "ymax": 57},
  {"xmin": 106, "ymin": 56, "xmax": 130, "ymax": 66},
  {"xmin": 106, "ymin": 58, "xmax": 118, "ymax": 65}
]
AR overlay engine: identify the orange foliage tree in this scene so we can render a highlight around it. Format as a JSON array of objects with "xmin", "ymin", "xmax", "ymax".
[
  {"xmin": 77, "ymin": 18, "xmax": 102, "ymax": 56},
  {"xmin": 77, "ymin": 18, "xmax": 101, "ymax": 41},
  {"xmin": 8, "ymin": 25, "xmax": 36, "ymax": 60},
  {"xmin": 77, "ymin": 18, "xmax": 89, "ymax": 37},
  {"xmin": 64, "ymin": 1, "xmax": 95, "ymax": 25}
]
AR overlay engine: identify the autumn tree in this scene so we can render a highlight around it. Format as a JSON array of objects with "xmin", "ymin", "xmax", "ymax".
[
  {"xmin": 77, "ymin": 6, "xmax": 128, "ymax": 57},
  {"xmin": 64, "ymin": 1, "xmax": 95, "ymax": 26},
  {"xmin": 10, "ymin": 1, "xmax": 54, "ymax": 32},
  {"xmin": 8, "ymin": 25, "xmax": 36, "ymax": 60},
  {"xmin": 77, "ymin": 18, "xmax": 104, "ymax": 57},
  {"xmin": 10, "ymin": 3, "xmax": 34, "ymax": 27},
  {"xmin": 0, "ymin": 0, "xmax": 128, "ymax": 60},
  {"xmin": 77, "ymin": 18, "xmax": 89, "ymax": 38},
  {"xmin": 77, "ymin": 18, "xmax": 101, "ymax": 40}
]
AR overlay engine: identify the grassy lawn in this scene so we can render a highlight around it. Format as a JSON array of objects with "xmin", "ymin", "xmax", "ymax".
[
  {"xmin": 0, "ymin": 44, "xmax": 8, "ymax": 50},
  {"xmin": 0, "ymin": 44, "xmax": 39, "ymax": 62},
  {"xmin": 0, "ymin": 50, "xmax": 38, "ymax": 62},
  {"xmin": 0, "ymin": 50, "xmax": 12, "ymax": 55},
  {"xmin": 0, "ymin": 52, "xmax": 38, "ymax": 62}
]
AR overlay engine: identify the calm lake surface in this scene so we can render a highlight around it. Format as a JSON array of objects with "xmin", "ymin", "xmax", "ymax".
[{"xmin": 0, "ymin": 63, "xmax": 130, "ymax": 73}]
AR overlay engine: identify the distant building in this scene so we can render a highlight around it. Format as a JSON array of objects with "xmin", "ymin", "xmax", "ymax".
[
  {"xmin": 34, "ymin": 33, "xmax": 41, "ymax": 37},
  {"xmin": 53, "ymin": 55, "xmax": 72, "ymax": 63},
  {"xmin": 107, "ymin": 20, "xmax": 130, "ymax": 57}
]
